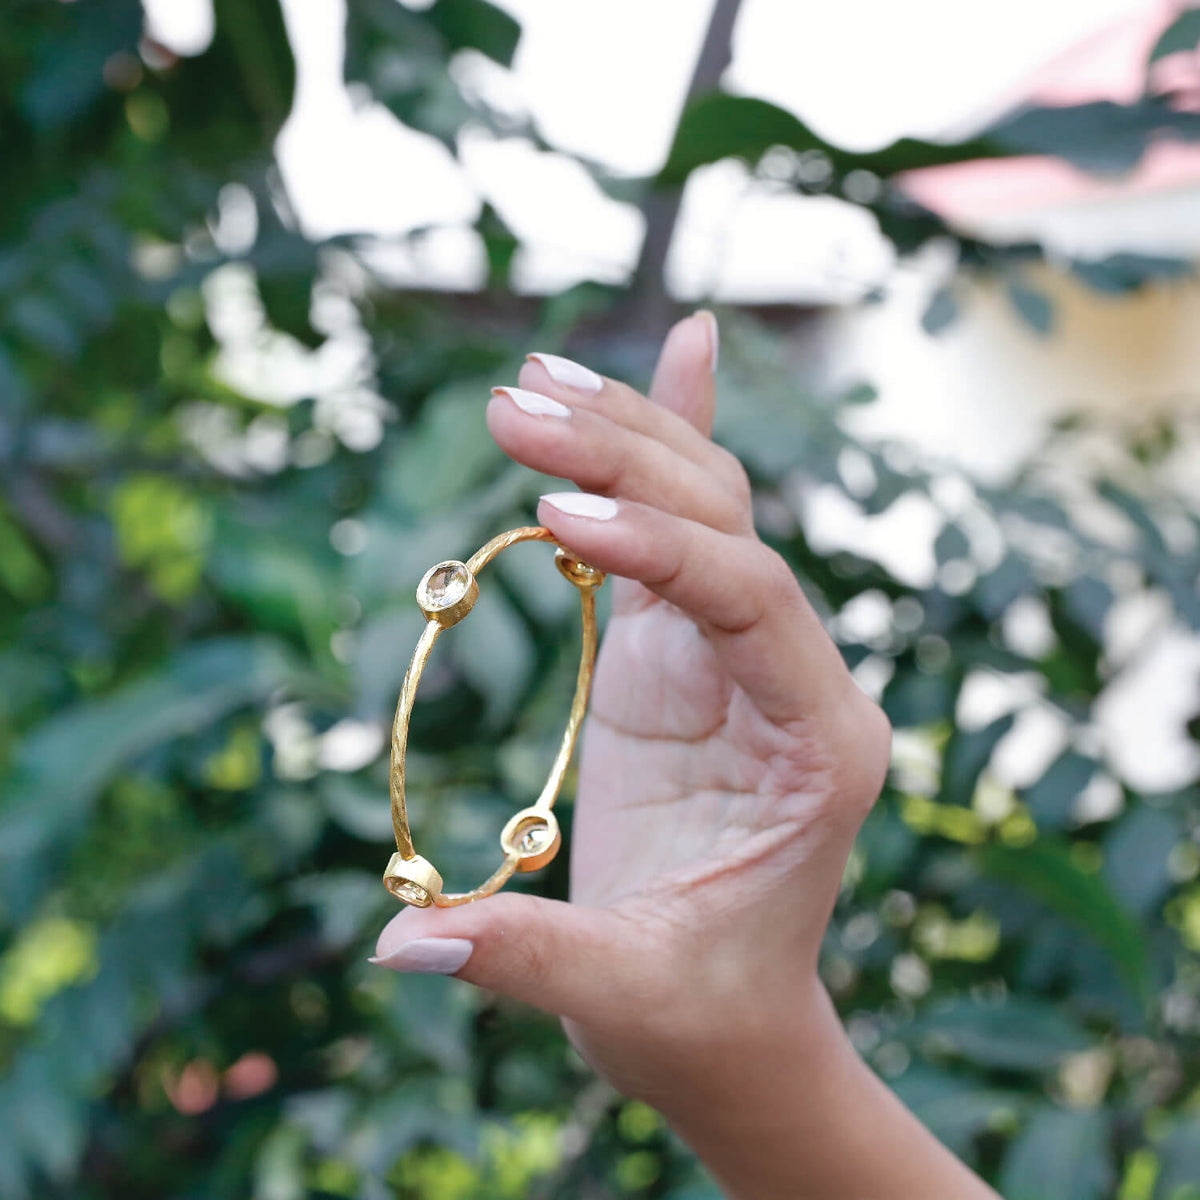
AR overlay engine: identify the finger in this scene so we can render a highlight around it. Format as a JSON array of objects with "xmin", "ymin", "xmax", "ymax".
[
  {"xmin": 523, "ymin": 313, "xmax": 725, "ymax": 619},
  {"xmin": 487, "ymin": 388, "xmax": 751, "ymax": 535},
  {"xmin": 649, "ymin": 310, "xmax": 718, "ymax": 436},
  {"xmin": 518, "ymin": 326, "xmax": 729, "ymax": 485},
  {"xmin": 536, "ymin": 492, "xmax": 857, "ymax": 731},
  {"xmin": 372, "ymin": 892, "xmax": 658, "ymax": 1027}
]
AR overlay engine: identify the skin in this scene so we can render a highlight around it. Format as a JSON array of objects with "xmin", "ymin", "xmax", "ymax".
[{"xmin": 376, "ymin": 313, "xmax": 999, "ymax": 1199}]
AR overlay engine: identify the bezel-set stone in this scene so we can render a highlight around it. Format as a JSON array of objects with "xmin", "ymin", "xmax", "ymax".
[{"xmin": 416, "ymin": 560, "xmax": 478, "ymax": 625}]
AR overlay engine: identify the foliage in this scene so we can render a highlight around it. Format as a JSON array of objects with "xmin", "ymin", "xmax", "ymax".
[{"xmin": 1, "ymin": 2, "xmax": 1199, "ymax": 1198}]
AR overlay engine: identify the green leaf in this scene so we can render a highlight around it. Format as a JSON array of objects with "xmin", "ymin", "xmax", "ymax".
[
  {"xmin": 921, "ymin": 286, "xmax": 959, "ymax": 336},
  {"xmin": 1063, "ymin": 576, "xmax": 1113, "ymax": 642},
  {"xmin": 387, "ymin": 378, "xmax": 506, "ymax": 512},
  {"xmin": 1072, "ymin": 253, "xmax": 1191, "ymax": 294},
  {"xmin": 210, "ymin": 0, "xmax": 297, "ymax": 133},
  {"xmin": 975, "ymin": 554, "xmax": 1038, "ymax": 620},
  {"xmin": 1, "ymin": 638, "xmax": 306, "ymax": 861},
  {"xmin": 1098, "ymin": 480, "xmax": 1168, "ymax": 550},
  {"xmin": 658, "ymin": 93, "xmax": 1005, "ymax": 186},
  {"xmin": 257, "ymin": 262, "xmax": 322, "ymax": 348},
  {"xmin": 883, "ymin": 669, "xmax": 956, "ymax": 727},
  {"xmin": 935, "ymin": 522, "xmax": 971, "ymax": 564},
  {"xmin": 979, "ymin": 839, "xmax": 1150, "ymax": 999},
  {"xmin": 320, "ymin": 775, "xmax": 395, "ymax": 843},
  {"xmin": 5, "ymin": 1053, "xmax": 87, "ymax": 1181},
  {"xmin": 0, "ymin": 1117, "xmax": 27, "ymax": 1200},
  {"xmin": 1148, "ymin": 8, "xmax": 1200, "ymax": 64},
  {"xmin": 385, "ymin": 973, "xmax": 475, "ymax": 1075},
  {"xmin": 1020, "ymin": 752, "xmax": 1097, "ymax": 830},
  {"xmin": 892, "ymin": 1067, "xmax": 1025, "ymax": 1158},
  {"xmin": 1104, "ymin": 804, "xmax": 1180, "ymax": 917},
  {"xmin": 1007, "ymin": 283, "xmax": 1055, "ymax": 336},
  {"xmin": 940, "ymin": 713, "xmax": 1015, "ymax": 805},
  {"xmin": 994, "ymin": 101, "xmax": 1200, "ymax": 176},
  {"xmin": 426, "ymin": 0, "xmax": 521, "ymax": 66},
  {"xmin": 20, "ymin": 0, "xmax": 142, "ymax": 129},
  {"xmin": 209, "ymin": 522, "xmax": 338, "ymax": 650},
  {"xmin": 1000, "ymin": 1106, "xmax": 1114, "ymax": 1200},
  {"xmin": 452, "ymin": 586, "xmax": 533, "ymax": 729},
  {"xmin": 901, "ymin": 996, "xmax": 1094, "ymax": 1072},
  {"xmin": 289, "ymin": 871, "xmax": 384, "ymax": 948},
  {"xmin": 1155, "ymin": 1113, "xmax": 1200, "ymax": 1199}
]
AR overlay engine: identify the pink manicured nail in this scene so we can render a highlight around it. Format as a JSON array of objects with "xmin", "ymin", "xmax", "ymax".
[
  {"xmin": 540, "ymin": 492, "xmax": 618, "ymax": 521},
  {"xmin": 526, "ymin": 353, "xmax": 603, "ymax": 394},
  {"xmin": 492, "ymin": 386, "xmax": 571, "ymax": 418},
  {"xmin": 369, "ymin": 937, "xmax": 474, "ymax": 975},
  {"xmin": 696, "ymin": 310, "xmax": 719, "ymax": 372}
]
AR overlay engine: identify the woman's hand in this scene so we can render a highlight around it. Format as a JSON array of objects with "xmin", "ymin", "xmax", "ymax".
[{"xmin": 374, "ymin": 314, "xmax": 996, "ymax": 1199}]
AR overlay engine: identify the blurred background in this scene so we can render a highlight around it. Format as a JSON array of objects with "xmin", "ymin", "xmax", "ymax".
[{"xmin": 3, "ymin": 0, "xmax": 1200, "ymax": 1196}]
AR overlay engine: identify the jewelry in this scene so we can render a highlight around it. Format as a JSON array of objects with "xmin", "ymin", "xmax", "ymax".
[{"xmin": 384, "ymin": 526, "xmax": 605, "ymax": 907}]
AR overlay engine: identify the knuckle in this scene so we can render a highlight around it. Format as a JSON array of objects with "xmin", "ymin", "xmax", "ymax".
[
  {"xmin": 840, "ymin": 690, "xmax": 893, "ymax": 813},
  {"xmin": 713, "ymin": 445, "xmax": 752, "ymax": 502},
  {"xmin": 509, "ymin": 926, "xmax": 554, "ymax": 988},
  {"xmin": 754, "ymin": 543, "xmax": 801, "ymax": 597}
]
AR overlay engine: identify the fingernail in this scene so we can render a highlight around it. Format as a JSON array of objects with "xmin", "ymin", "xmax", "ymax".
[
  {"xmin": 492, "ymin": 386, "xmax": 571, "ymax": 418},
  {"xmin": 540, "ymin": 491, "xmax": 619, "ymax": 521},
  {"xmin": 526, "ymin": 353, "xmax": 603, "ymax": 394},
  {"xmin": 696, "ymin": 310, "xmax": 719, "ymax": 372},
  {"xmin": 369, "ymin": 937, "xmax": 474, "ymax": 975}
]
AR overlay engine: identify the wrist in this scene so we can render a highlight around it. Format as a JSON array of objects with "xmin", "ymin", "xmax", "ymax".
[
  {"xmin": 646, "ymin": 977, "xmax": 997, "ymax": 1200},
  {"xmin": 648, "ymin": 974, "xmax": 847, "ymax": 1178}
]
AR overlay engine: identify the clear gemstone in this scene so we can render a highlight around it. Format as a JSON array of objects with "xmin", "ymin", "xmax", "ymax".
[
  {"xmin": 423, "ymin": 562, "xmax": 469, "ymax": 609},
  {"xmin": 521, "ymin": 825, "xmax": 550, "ymax": 853},
  {"xmin": 392, "ymin": 880, "xmax": 430, "ymax": 906}
]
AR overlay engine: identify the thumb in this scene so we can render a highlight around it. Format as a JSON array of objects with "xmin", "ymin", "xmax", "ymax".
[
  {"xmin": 372, "ymin": 892, "xmax": 640, "ymax": 1025},
  {"xmin": 648, "ymin": 309, "xmax": 718, "ymax": 435}
]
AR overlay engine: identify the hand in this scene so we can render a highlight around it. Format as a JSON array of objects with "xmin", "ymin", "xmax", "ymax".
[{"xmin": 374, "ymin": 314, "xmax": 994, "ymax": 1199}]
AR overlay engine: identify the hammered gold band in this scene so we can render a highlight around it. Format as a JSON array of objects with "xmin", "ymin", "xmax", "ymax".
[{"xmin": 384, "ymin": 526, "xmax": 605, "ymax": 907}]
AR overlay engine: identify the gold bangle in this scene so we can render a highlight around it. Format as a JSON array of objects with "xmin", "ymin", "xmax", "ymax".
[{"xmin": 384, "ymin": 526, "xmax": 605, "ymax": 907}]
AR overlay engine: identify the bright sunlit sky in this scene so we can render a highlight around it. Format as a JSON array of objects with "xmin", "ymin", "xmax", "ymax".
[{"xmin": 145, "ymin": 0, "xmax": 1152, "ymax": 298}]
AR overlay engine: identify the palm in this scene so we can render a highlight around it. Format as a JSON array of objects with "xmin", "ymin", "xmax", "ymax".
[{"xmin": 570, "ymin": 584, "xmax": 820, "ymax": 910}]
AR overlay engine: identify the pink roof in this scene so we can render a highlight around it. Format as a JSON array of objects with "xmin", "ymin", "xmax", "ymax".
[{"xmin": 898, "ymin": 0, "xmax": 1200, "ymax": 225}]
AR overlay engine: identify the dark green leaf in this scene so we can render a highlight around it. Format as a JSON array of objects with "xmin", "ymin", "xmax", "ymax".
[
  {"xmin": 426, "ymin": 0, "xmax": 521, "ymax": 66},
  {"xmin": 892, "ymin": 1067, "xmax": 1025, "ymax": 1158},
  {"xmin": 935, "ymin": 522, "xmax": 971, "ymax": 564},
  {"xmin": 659, "ymin": 93, "xmax": 1007, "ymax": 186},
  {"xmin": 1063, "ymin": 576, "xmax": 1113, "ymax": 642},
  {"xmin": 883, "ymin": 668, "xmax": 957, "ymax": 727},
  {"xmin": 975, "ymin": 554, "xmax": 1038, "ymax": 620},
  {"xmin": 1155, "ymin": 1113, "xmax": 1200, "ymax": 1199},
  {"xmin": 901, "ymin": 996, "xmax": 1094, "ymax": 1072},
  {"xmin": 20, "ymin": 0, "xmax": 142, "ymax": 129},
  {"xmin": 1148, "ymin": 8, "xmax": 1200, "ymax": 63},
  {"xmin": 980, "ymin": 840, "xmax": 1150, "ymax": 998},
  {"xmin": 1007, "ymin": 283, "xmax": 1054, "ymax": 336},
  {"xmin": 1103, "ymin": 804, "xmax": 1180, "ymax": 917},
  {"xmin": 1020, "ymin": 752, "xmax": 1096, "ymax": 830},
  {"xmin": 1, "ymin": 638, "xmax": 306, "ymax": 859},
  {"xmin": 921, "ymin": 286, "xmax": 959, "ymax": 336},
  {"xmin": 1072, "ymin": 253, "xmax": 1191, "ymax": 294},
  {"xmin": 1000, "ymin": 1106, "xmax": 1114, "ymax": 1200},
  {"xmin": 993, "ymin": 101, "xmax": 1200, "ymax": 176},
  {"xmin": 940, "ymin": 713, "xmax": 1015, "ymax": 805}
]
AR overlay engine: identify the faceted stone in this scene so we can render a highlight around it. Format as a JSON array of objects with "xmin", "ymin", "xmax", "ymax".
[
  {"xmin": 423, "ymin": 562, "xmax": 469, "ymax": 609},
  {"xmin": 392, "ymin": 880, "xmax": 431, "ymax": 906},
  {"xmin": 520, "ymin": 824, "xmax": 550, "ymax": 853}
]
